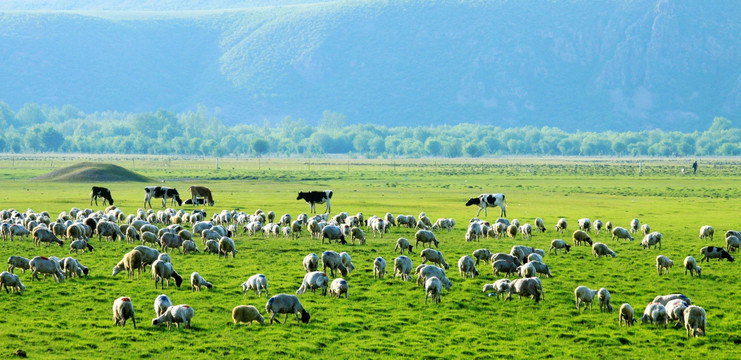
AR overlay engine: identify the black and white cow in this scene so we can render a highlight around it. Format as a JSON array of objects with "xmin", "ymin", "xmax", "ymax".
[
  {"xmin": 90, "ymin": 186, "xmax": 114, "ymax": 206},
  {"xmin": 144, "ymin": 186, "xmax": 183, "ymax": 209},
  {"xmin": 700, "ymin": 246, "xmax": 734, "ymax": 262},
  {"xmin": 465, "ymin": 193, "xmax": 506, "ymax": 217},
  {"xmin": 297, "ymin": 190, "xmax": 333, "ymax": 214}
]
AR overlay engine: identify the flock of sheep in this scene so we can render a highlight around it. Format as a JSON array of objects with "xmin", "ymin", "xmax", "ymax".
[{"xmin": 1, "ymin": 198, "xmax": 736, "ymax": 339}]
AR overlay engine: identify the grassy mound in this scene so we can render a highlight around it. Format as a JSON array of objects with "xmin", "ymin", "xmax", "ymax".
[{"xmin": 33, "ymin": 162, "xmax": 151, "ymax": 182}]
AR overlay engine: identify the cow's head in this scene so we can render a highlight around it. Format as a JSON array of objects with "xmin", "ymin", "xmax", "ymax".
[
  {"xmin": 296, "ymin": 192, "xmax": 306, "ymax": 201},
  {"xmin": 465, "ymin": 197, "xmax": 479, "ymax": 206}
]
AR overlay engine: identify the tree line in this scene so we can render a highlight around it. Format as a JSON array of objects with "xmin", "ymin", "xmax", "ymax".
[{"xmin": 0, "ymin": 101, "xmax": 738, "ymax": 157}]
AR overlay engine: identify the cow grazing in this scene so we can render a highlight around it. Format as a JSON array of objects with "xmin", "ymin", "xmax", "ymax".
[
  {"xmin": 90, "ymin": 186, "xmax": 114, "ymax": 206},
  {"xmin": 144, "ymin": 186, "xmax": 183, "ymax": 209},
  {"xmin": 189, "ymin": 186, "xmax": 214, "ymax": 206},
  {"xmin": 184, "ymin": 198, "xmax": 208, "ymax": 205},
  {"xmin": 465, "ymin": 193, "xmax": 506, "ymax": 217},
  {"xmin": 297, "ymin": 190, "xmax": 333, "ymax": 214}
]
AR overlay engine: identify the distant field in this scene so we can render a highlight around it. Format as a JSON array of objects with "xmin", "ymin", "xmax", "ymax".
[{"xmin": 1, "ymin": 156, "xmax": 740, "ymax": 359}]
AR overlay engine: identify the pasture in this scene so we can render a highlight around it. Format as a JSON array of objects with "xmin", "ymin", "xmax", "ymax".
[{"xmin": 1, "ymin": 156, "xmax": 740, "ymax": 359}]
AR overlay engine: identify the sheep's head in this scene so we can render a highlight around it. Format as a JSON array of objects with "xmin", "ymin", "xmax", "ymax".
[{"xmin": 300, "ymin": 310, "xmax": 310, "ymax": 323}]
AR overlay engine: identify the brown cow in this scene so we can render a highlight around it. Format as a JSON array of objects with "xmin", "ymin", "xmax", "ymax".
[{"xmin": 189, "ymin": 186, "xmax": 214, "ymax": 206}]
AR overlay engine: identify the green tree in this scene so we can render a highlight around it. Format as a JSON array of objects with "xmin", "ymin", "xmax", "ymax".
[
  {"xmin": 463, "ymin": 143, "xmax": 484, "ymax": 157},
  {"xmin": 320, "ymin": 110, "xmax": 347, "ymax": 129},
  {"xmin": 39, "ymin": 127, "xmax": 65, "ymax": 152},
  {"xmin": 425, "ymin": 139, "xmax": 442, "ymax": 156},
  {"xmin": 251, "ymin": 138, "xmax": 270, "ymax": 156},
  {"xmin": 708, "ymin": 117, "xmax": 732, "ymax": 132},
  {"xmin": 16, "ymin": 103, "xmax": 46, "ymax": 126}
]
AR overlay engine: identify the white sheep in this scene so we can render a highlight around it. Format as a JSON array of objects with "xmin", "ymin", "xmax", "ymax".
[
  {"xmin": 574, "ymin": 286, "xmax": 598, "ymax": 311},
  {"xmin": 416, "ymin": 265, "xmax": 452, "ymax": 291},
  {"xmin": 618, "ymin": 303, "xmax": 636, "ymax": 326},
  {"xmin": 641, "ymin": 232, "xmax": 662, "ymax": 250},
  {"xmin": 578, "ymin": 218, "xmax": 591, "ymax": 233},
  {"xmin": 684, "ymin": 305, "xmax": 707, "ymax": 338},
  {"xmin": 528, "ymin": 261, "xmax": 552, "ymax": 278},
  {"xmin": 29, "ymin": 256, "xmax": 65, "ymax": 283},
  {"xmin": 652, "ymin": 294, "xmax": 692, "ymax": 306},
  {"xmin": 152, "ymin": 304, "xmax": 194, "ymax": 330},
  {"xmin": 232, "ymin": 305, "xmax": 264, "ymax": 325},
  {"xmin": 296, "ymin": 271, "xmax": 330, "ymax": 296},
  {"xmin": 683, "ymin": 256, "xmax": 701, "ymax": 277},
  {"xmin": 516, "ymin": 262, "xmax": 536, "ymax": 278},
  {"xmin": 611, "ymin": 227, "xmax": 633, "ymax": 242},
  {"xmin": 597, "ymin": 288, "xmax": 613, "ymax": 312},
  {"xmin": 534, "ymin": 217, "xmax": 546, "ymax": 232},
  {"xmin": 641, "ymin": 303, "xmax": 668, "ymax": 328},
  {"xmin": 319, "ymin": 251, "xmax": 348, "ymax": 278},
  {"xmin": 181, "ymin": 240, "xmax": 199, "ymax": 255},
  {"xmin": 699, "ymin": 225, "xmax": 714, "ymax": 241},
  {"xmin": 492, "ymin": 260, "xmax": 518, "ymax": 277},
  {"xmin": 457, "ymin": 255, "xmax": 479, "ymax": 278},
  {"xmin": 393, "ymin": 256, "xmax": 413, "ymax": 281},
  {"xmin": 373, "ymin": 257, "xmax": 387, "ymax": 279},
  {"xmin": 218, "ymin": 236, "xmax": 237, "ymax": 259},
  {"xmin": 7, "ymin": 256, "xmax": 31, "ymax": 274},
  {"xmin": 350, "ymin": 227, "xmax": 366, "ymax": 245},
  {"xmin": 303, "ymin": 253, "xmax": 319, "ymax": 273},
  {"xmin": 190, "ymin": 272, "xmax": 213, "ymax": 291},
  {"xmin": 60, "ymin": 257, "xmax": 88, "ymax": 278},
  {"xmin": 112, "ymin": 296, "xmax": 136, "ymax": 329},
  {"xmin": 548, "ymin": 239, "xmax": 571, "ymax": 254},
  {"xmin": 420, "ymin": 248, "xmax": 449, "ymax": 270},
  {"xmin": 572, "ymin": 230, "xmax": 593, "ymax": 246},
  {"xmin": 665, "ymin": 299, "xmax": 689, "ymax": 328},
  {"xmin": 0, "ymin": 271, "xmax": 26, "ymax": 294},
  {"xmin": 555, "ymin": 218, "xmax": 567, "ymax": 233},
  {"xmin": 329, "ymin": 278, "xmax": 349, "ymax": 298},
  {"xmin": 656, "ymin": 255, "xmax": 673, "ymax": 275},
  {"xmin": 483, "ymin": 279, "xmax": 511, "ymax": 300},
  {"xmin": 265, "ymin": 294, "xmax": 310, "ymax": 324},
  {"xmin": 592, "ymin": 242, "xmax": 617, "ymax": 258},
  {"xmin": 593, "ymin": 219, "xmax": 603, "ymax": 235},
  {"xmin": 630, "ymin": 218, "xmax": 640, "ymax": 234},
  {"xmin": 151, "ymin": 260, "xmax": 183, "ymax": 289},
  {"xmin": 424, "ymin": 276, "xmax": 442, "ymax": 304},
  {"xmin": 112, "ymin": 250, "xmax": 144, "ymax": 280},
  {"xmin": 241, "ymin": 274, "xmax": 269, "ymax": 297},
  {"xmin": 527, "ymin": 253, "xmax": 543, "ymax": 263},
  {"xmin": 153, "ymin": 294, "xmax": 172, "ymax": 317},
  {"xmin": 506, "ymin": 278, "xmax": 543, "ymax": 303},
  {"xmin": 726, "ymin": 235, "xmax": 740, "ymax": 252},
  {"xmin": 471, "ymin": 249, "xmax": 492, "ymax": 266},
  {"xmin": 340, "ymin": 252, "xmax": 355, "ymax": 273},
  {"xmin": 204, "ymin": 239, "xmax": 219, "ymax": 255},
  {"xmin": 394, "ymin": 238, "xmax": 413, "ymax": 254},
  {"xmin": 414, "ymin": 230, "xmax": 439, "ymax": 248}
]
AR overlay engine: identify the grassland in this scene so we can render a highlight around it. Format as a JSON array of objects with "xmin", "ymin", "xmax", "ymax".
[{"xmin": 0, "ymin": 156, "xmax": 740, "ymax": 359}]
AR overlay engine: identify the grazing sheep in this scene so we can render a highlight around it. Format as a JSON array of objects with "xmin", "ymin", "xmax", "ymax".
[
  {"xmin": 424, "ymin": 276, "xmax": 442, "ymax": 304},
  {"xmin": 578, "ymin": 218, "xmax": 591, "ymax": 233},
  {"xmin": 605, "ymin": 221, "xmax": 613, "ymax": 233},
  {"xmin": 572, "ymin": 230, "xmax": 593, "ymax": 246},
  {"xmin": 597, "ymin": 288, "xmax": 613, "ymax": 312},
  {"xmin": 630, "ymin": 218, "xmax": 640, "ymax": 234},
  {"xmin": 416, "ymin": 265, "xmax": 453, "ymax": 290},
  {"xmin": 29, "ymin": 256, "xmax": 65, "ymax": 283},
  {"xmin": 549, "ymin": 239, "xmax": 571, "ymax": 254},
  {"xmin": 241, "ymin": 274, "xmax": 269, "ymax": 297},
  {"xmin": 519, "ymin": 223, "xmax": 532, "ymax": 239},
  {"xmin": 190, "ymin": 272, "xmax": 213, "ymax": 291},
  {"xmin": 152, "ymin": 304, "xmax": 194, "ymax": 330},
  {"xmin": 181, "ymin": 240, "xmax": 199, "ymax": 255},
  {"xmin": 415, "ymin": 230, "xmax": 439, "ymax": 248},
  {"xmin": 593, "ymin": 219, "xmax": 603, "ymax": 235},
  {"xmin": 265, "ymin": 294, "xmax": 310, "ymax": 324},
  {"xmin": 516, "ymin": 262, "xmax": 536, "ymax": 278},
  {"xmin": 151, "ymin": 260, "xmax": 183, "ymax": 289},
  {"xmin": 534, "ymin": 218, "xmax": 546, "ymax": 233},
  {"xmin": 484, "ymin": 279, "xmax": 511, "ymax": 300},
  {"xmin": 153, "ymin": 294, "xmax": 172, "ymax": 317},
  {"xmin": 472, "ymin": 249, "xmax": 493, "ymax": 265},
  {"xmin": 457, "ymin": 255, "xmax": 479, "ymax": 278},
  {"xmin": 232, "ymin": 305, "xmax": 265, "ymax": 325},
  {"xmin": 373, "ymin": 257, "xmax": 387, "ymax": 279},
  {"xmin": 0, "ymin": 271, "xmax": 25, "ymax": 294},
  {"xmin": 665, "ymin": 299, "xmax": 689, "ymax": 328},
  {"xmin": 611, "ymin": 227, "xmax": 633, "ymax": 242},
  {"xmin": 652, "ymin": 294, "xmax": 692, "ymax": 306},
  {"xmin": 506, "ymin": 278, "xmax": 543, "ymax": 303},
  {"xmin": 683, "ymin": 256, "xmax": 702, "ymax": 277},
  {"xmin": 699, "ymin": 225, "xmax": 714, "ymax": 241},
  {"xmin": 700, "ymin": 246, "xmax": 734, "ymax": 262},
  {"xmin": 492, "ymin": 260, "xmax": 518, "ymax": 277},
  {"xmin": 303, "ymin": 253, "xmax": 319, "ymax": 273},
  {"xmin": 7, "ymin": 256, "xmax": 31, "ymax": 274},
  {"xmin": 204, "ymin": 239, "xmax": 219, "ymax": 255},
  {"xmin": 394, "ymin": 238, "xmax": 414, "ymax": 255},
  {"xmin": 393, "ymin": 256, "xmax": 413, "ymax": 281},
  {"xmin": 527, "ymin": 253, "xmax": 543, "ymax": 263},
  {"xmin": 33, "ymin": 228, "xmax": 64, "ymax": 247},
  {"xmin": 555, "ymin": 218, "xmax": 567, "ymax": 234},
  {"xmin": 296, "ymin": 271, "xmax": 330, "ymax": 296},
  {"xmin": 528, "ymin": 261, "xmax": 552, "ymax": 278},
  {"xmin": 329, "ymin": 278, "xmax": 349, "ymax": 298},
  {"xmin": 506, "ymin": 224, "xmax": 518, "ymax": 240},
  {"xmin": 433, "ymin": 218, "xmax": 453, "ymax": 232},
  {"xmin": 340, "ymin": 252, "xmax": 355, "ymax": 273},
  {"xmin": 684, "ymin": 305, "xmax": 707, "ymax": 338},
  {"xmin": 160, "ymin": 233, "xmax": 183, "ymax": 254},
  {"xmin": 619, "ymin": 303, "xmax": 637, "ymax": 326},
  {"xmin": 291, "ymin": 220, "xmax": 303, "ymax": 240},
  {"xmin": 218, "ymin": 237, "xmax": 237, "ymax": 259},
  {"xmin": 60, "ymin": 257, "xmax": 88, "ymax": 278},
  {"xmin": 321, "ymin": 251, "xmax": 348, "ymax": 277},
  {"xmin": 112, "ymin": 250, "xmax": 144, "ymax": 280},
  {"xmin": 640, "ymin": 223, "xmax": 651, "ymax": 236},
  {"xmin": 574, "ymin": 286, "xmax": 598, "ymax": 311},
  {"xmin": 112, "ymin": 296, "xmax": 136, "ymax": 329},
  {"xmin": 592, "ymin": 242, "xmax": 617, "ymax": 258},
  {"xmin": 491, "ymin": 222, "xmax": 506, "ymax": 239},
  {"xmin": 69, "ymin": 238, "xmax": 94, "ymax": 254},
  {"xmin": 420, "ymin": 248, "xmax": 450, "ymax": 270},
  {"xmin": 322, "ymin": 225, "xmax": 346, "ymax": 244},
  {"xmin": 726, "ymin": 235, "xmax": 740, "ymax": 252},
  {"xmin": 641, "ymin": 232, "xmax": 662, "ymax": 250},
  {"xmin": 140, "ymin": 231, "xmax": 158, "ymax": 246},
  {"xmin": 641, "ymin": 303, "xmax": 668, "ymax": 328},
  {"xmin": 656, "ymin": 255, "xmax": 673, "ymax": 275},
  {"xmin": 350, "ymin": 227, "xmax": 366, "ymax": 245},
  {"xmin": 134, "ymin": 245, "xmax": 161, "ymax": 267}
]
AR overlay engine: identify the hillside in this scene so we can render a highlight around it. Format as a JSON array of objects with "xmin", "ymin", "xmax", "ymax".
[
  {"xmin": 33, "ymin": 162, "xmax": 151, "ymax": 182},
  {"xmin": 1, "ymin": 0, "xmax": 740, "ymax": 131}
]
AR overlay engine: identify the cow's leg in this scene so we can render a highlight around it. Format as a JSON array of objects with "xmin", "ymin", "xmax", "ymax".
[{"xmin": 325, "ymin": 199, "xmax": 331, "ymax": 214}]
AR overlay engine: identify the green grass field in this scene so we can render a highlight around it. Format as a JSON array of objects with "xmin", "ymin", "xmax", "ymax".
[{"xmin": 0, "ymin": 157, "xmax": 740, "ymax": 359}]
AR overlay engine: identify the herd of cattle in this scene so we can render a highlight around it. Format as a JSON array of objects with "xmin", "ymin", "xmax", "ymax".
[{"xmin": 0, "ymin": 189, "xmax": 733, "ymax": 338}]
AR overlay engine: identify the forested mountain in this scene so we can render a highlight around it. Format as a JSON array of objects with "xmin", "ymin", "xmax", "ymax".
[{"xmin": 1, "ymin": 0, "xmax": 739, "ymax": 131}]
